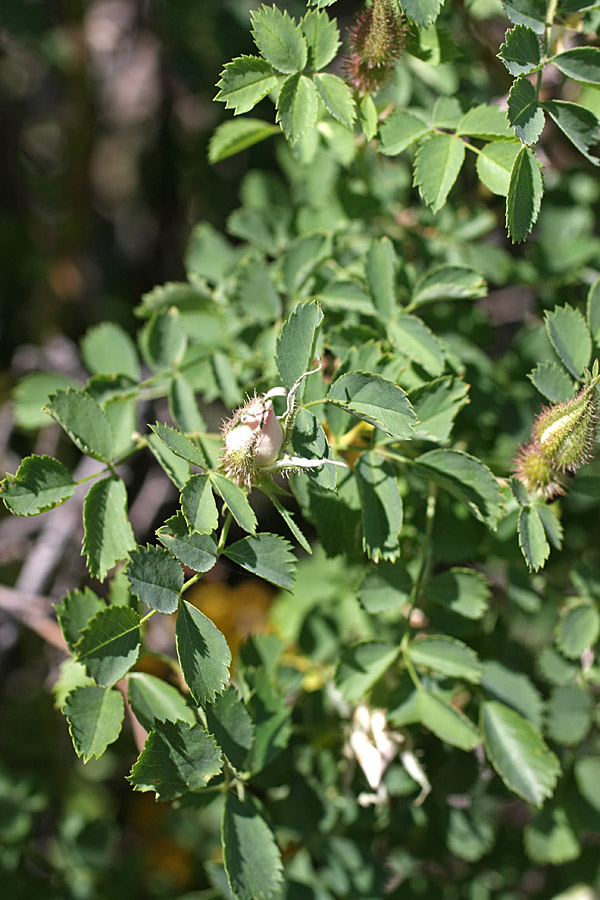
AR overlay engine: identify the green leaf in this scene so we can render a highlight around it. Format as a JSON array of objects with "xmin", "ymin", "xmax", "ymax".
[
  {"xmin": 378, "ymin": 110, "xmax": 429, "ymax": 156},
  {"xmin": 587, "ymin": 276, "xmax": 600, "ymax": 342},
  {"xmin": 544, "ymin": 303, "xmax": 591, "ymax": 379},
  {"xmin": 327, "ymin": 371, "xmax": 417, "ymax": 439},
  {"xmin": 276, "ymin": 73, "xmax": 318, "ymax": 144},
  {"xmin": 335, "ymin": 642, "xmax": 400, "ymax": 703},
  {"xmin": 181, "ymin": 474, "xmax": 219, "ymax": 535},
  {"xmin": 147, "ymin": 432, "xmax": 191, "ymax": 490},
  {"xmin": 524, "ymin": 805, "xmax": 580, "ymax": 865},
  {"xmin": 528, "ymin": 362, "xmax": 574, "ymax": 402},
  {"xmin": 126, "ymin": 545, "xmax": 183, "ymax": 614},
  {"xmin": 141, "ymin": 307, "xmax": 187, "ymax": 371},
  {"xmin": 53, "ymin": 659, "xmax": 95, "ymax": 711},
  {"xmin": 481, "ymin": 701, "xmax": 560, "ymax": 806},
  {"xmin": 447, "ymin": 807, "xmax": 495, "ymax": 863},
  {"xmin": 358, "ymin": 562, "xmax": 412, "ymax": 613},
  {"xmin": 506, "ymin": 145, "xmax": 543, "ymax": 242},
  {"xmin": 209, "ymin": 473, "xmax": 257, "ymax": 535},
  {"xmin": 409, "ymin": 377, "xmax": 470, "ymax": 443},
  {"xmin": 389, "ymin": 315, "xmax": 446, "ymax": 377},
  {"xmin": 82, "ymin": 477, "xmax": 136, "ymax": 581},
  {"xmin": 365, "ymin": 238, "xmax": 396, "ymax": 319},
  {"xmin": 408, "ymin": 636, "xmax": 482, "ymax": 683},
  {"xmin": 518, "ymin": 505, "xmax": 550, "ymax": 572},
  {"xmin": 507, "ymin": 76, "xmax": 545, "ymax": 144},
  {"xmin": 555, "ymin": 602, "xmax": 600, "ymax": 659},
  {"xmin": 501, "ymin": 0, "xmax": 546, "ymax": 33},
  {"xmin": 546, "ymin": 683, "xmax": 593, "ymax": 745},
  {"xmin": 481, "ymin": 660, "xmax": 544, "ymax": 728},
  {"xmin": 222, "ymin": 794, "xmax": 283, "ymax": 900},
  {"xmin": 498, "ymin": 25, "xmax": 541, "ymax": 76},
  {"xmin": 414, "ymin": 133, "xmax": 465, "ymax": 213},
  {"xmin": 457, "ymin": 104, "xmax": 512, "ymax": 139},
  {"xmin": 13, "ymin": 371, "xmax": 76, "ymax": 430},
  {"xmin": 416, "ymin": 690, "xmax": 481, "ymax": 750},
  {"xmin": 415, "ymin": 449, "xmax": 503, "ymax": 529},
  {"xmin": 314, "ymin": 73, "xmax": 355, "ymax": 127},
  {"xmin": 157, "ymin": 513, "xmax": 219, "ymax": 573},
  {"xmin": 400, "ymin": 0, "xmax": 444, "ymax": 27},
  {"xmin": 289, "ymin": 408, "xmax": 336, "ymax": 493},
  {"xmin": 127, "ymin": 672, "xmax": 196, "ymax": 732},
  {"xmin": 246, "ymin": 668, "xmax": 292, "ymax": 772},
  {"xmin": 282, "ymin": 233, "xmax": 330, "ymax": 298},
  {"xmin": 574, "ymin": 757, "xmax": 600, "ymax": 811},
  {"xmin": 168, "ymin": 374, "xmax": 206, "ymax": 435},
  {"xmin": 176, "ymin": 599, "xmax": 231, "ymax": 705},
  {"xmin": 205, "ymin": 686, "xmax": 254, "ymax": 771},
  {"xmin": 215, "ymin": 55, "xmax": 279, "ymax": 115},
  {"xmin": 150, "ymin": 422, "xmax": 206, "ymax": 468},
  {"xmin": 63, "ymin": 686, "xmax": 124, "ymax": 762},
  {"xmin": 301, "ymin": 8, "xmax": 339, "ymax": 71},
  {"xmin": 185, "ymin": 223, "xmax": 237, "ymax": 283},
  {"xmin": 129, "ymin": 721, "xmax": 222, "ymax": 801},
  {"xmin": 359, "ymin": 94, "xmax": 378, "ymax": 141},
  {"xmin": 234, "ymin": 257, "xmax": 280, "ymax": 323},
  {"xmin": 75, "ymin": 606, "xmax": 141, "ymax": 687},
  {"xmin": 543, "ymin": 100, "xmax": 600, "ymax": 165},
  {"xmin": 208, "ymin": 118, "xmax": 279, "ymax": 164},
  {"xmin": 536, "ymin": 646, "xmax": 578, "ymax": 686},
  {"xmin": 251, "ymin": 4, "xmax": 307, "ymax": 74},
  {"xmin": 425, "ymin": 568, "xmax": 490, "ymax": 620},
  {"xmin": 55, "ymin": 588, "xmax": 105, "ymax": 652},
  {"xmin": 355, "ymin": 452, "xmax": 403, "ymax": 563},
  {"xmin": 223, "ymin": 533, "xmax": 296, "ymax": 589},
  {"xmin": 1, "ymin": 455, "xmax": 74, "ymax": 516},
  {"xmin": 259, "ymin": 483, "xmax": 312, "ymax": 553},
  {"xmin": 276, "ymin": 300, "xmax": 323, "ymax": 393},
  {"xmin": 476, "ymin": 140, "xmax": 522, "ymax": 196},
  {"xmin": 553, "ymin": 47, "xmax": 600, "ymax": 86},
  {"xmin": 537, "ymin": 503, "xmax": 563, "ymax": 550},
  {"xmin": 410, "ymin": 264, "xmax": 487, "ymax": 307},
  {"xmin": 44, "ymin": 389, "xmax": 113, "ymax": 462},
  {"xmin": 81, "ymin": 322, "xmax": 140, "ymax": 380}
]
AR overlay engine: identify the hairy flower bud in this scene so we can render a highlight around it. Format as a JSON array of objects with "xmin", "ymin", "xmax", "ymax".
[
  {"xmin": 533, "ymin": 381, "xmax": 598, "ymax": 472},
  {"xmin": 221, "ymin": 395, "xmax": 284, "ymax": 485},
  {"xmin": 514, "ymin": 373, "xmax": 599, "ymax": 499},
  {"xmin": 344, "ymin": 0, "xmax": 407, "ymax": 94}
]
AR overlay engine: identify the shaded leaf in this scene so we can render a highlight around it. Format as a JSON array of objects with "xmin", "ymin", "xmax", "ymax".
[
  {"xmin": 481, "ymin": 701, "xmax": 560, "ymax": 806},
  {"xmin": 378, "ymin": 110, "xmax": 429, "ymax": 156},
  {"xmin": 528, "ymin": 362, "xmax": 574, "ymax": 402},
  {"xmin": 544, "ymin": 303, "xmax": 592, "ymax": 379},
  {"xmin": 553, "ymin": 47, "xmax": 600, "ymax": 86},
  {"xmin": 415, "ymin": 449, "xmax": 503, "ymax": 529},
  {"xmin": 476, "ymin": 140, "xmax": 522, "ymax": 196},
  {"xmin": 44, "ymin": 389, "xmax": 113, "ymax": 462},
  {"xmin": 408, "ymin": 636, "xmax": 482, "ymax": 683},
  {"xmin": 223, "ymin": 533, "xmax": 296, "ymax": 589},
  {"xmin": 251, "ymin": 4, "xmax": 307, "ymax": 73},
  {"xmin": 1, "ymin": 455, "xmax": 74, "ymax": 516},
  {"xmin": 507, "ymin": 76, "xmax": 545, "ymax": 145},
  {"xmin": 128, "ymin": 672, "xmax": 196, "ymax": 732},
  {"xmin": 209, "ymin": 473, "xmax": 257, "ymax": 535},
  {"xmin": 75, "ymin": 606, "xmax": 141, "ymax": 687},
  {"xmin": 126, "ymin": 544, "xmax": 183, "ymax": 614},
  {"xmin": 301, "ymin": 8, "xmax": 339, "ymax": 70},
  {"xmin": 222, "ymin": 794, "xmax": 283, "ymax": 900},
  {"xmin": 314, "ymin": 73, "xmax": 355, "ymax": 126},
  {"xmin": 335, "ymin": 642, "xmax": 399, "ymax": 703},
  {"xmin": 276, "ymin": 300, "xmax": 323, "ymax": 393},
  {"xmin": 555, "ymin": 602, "xmax": 600, "ymax": 659},
  {"xmin": 544, "ymin": 100, "xmax": 600, "ymax": 165},
  {"xmin": 55, "ymin": 587, "xmax": 105, "ymax": 652},
  {"xmin": 498, "ymin": 25, "xmax": 541, "ymax": 76},
  {"xmin": 355, "ymin": 452, "xmax": 403, "ymax": 563},
  {"xmin": 425, "ymin": 568, "xmax": 490, "ymax": 620},
  {"xmin": 205, "ymin": 686, "xmax": 254, "ymax": 771},
  {"xmin": 414, "ymin": 133, "xmax": 465, "ymax": 213},
  {"xmin": 416, "ymin": 690, "xmax": 480, "ymax": 750},
  {"xmin": 81, "ymin": 322, "xmax": 140, "ymax": 380},
  {"xmin": 181, "ymin": 474, "xmax": 219, "ymax": 535},
  {"xmin": 506, "ymin": 145, "xmax": 543, "ymax": 242},
  {"xmin": 129, "ymin": 721, "xmax": 222, "ymax": 801},
  {"xmin": 82, "ymin": 477, "xmax": 136, "ymax": 581},
  {"xmin": 209, "ymin": 118, "xmax": 279, "ymax": 164},
  {"xmin": 63, "ymin": 686, "xmax": 124, "ymax": 762},
  {"xmin": 518, "ymin": 505, "xmax": 550, "ymax": 572},
  {"xmin": 157, "ymin": 513, "xmax": 219, "ymax": 573},
  {"xmin": 176, "ymin": 599, "xmax": 231, "ymax": 705},
  {"xmin": 410, "ymin": 264, "xmax": 487, "ymax": 307}
]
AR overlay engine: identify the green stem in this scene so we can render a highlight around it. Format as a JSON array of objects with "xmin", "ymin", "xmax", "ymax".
[
  {"xmin": 217, "ymin": 510, "xmax": 234, "ymax": 554},
  {"xmin": 406, "ymin": 482, "xmax": 438, "ymax": 627},
  {"xmin": 140, "ymin": 609, "xmax": 158, "ymax": 626},
  {"xmin": 73, "ymin": 440, "xmax": 148, "ymax": 486}
]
